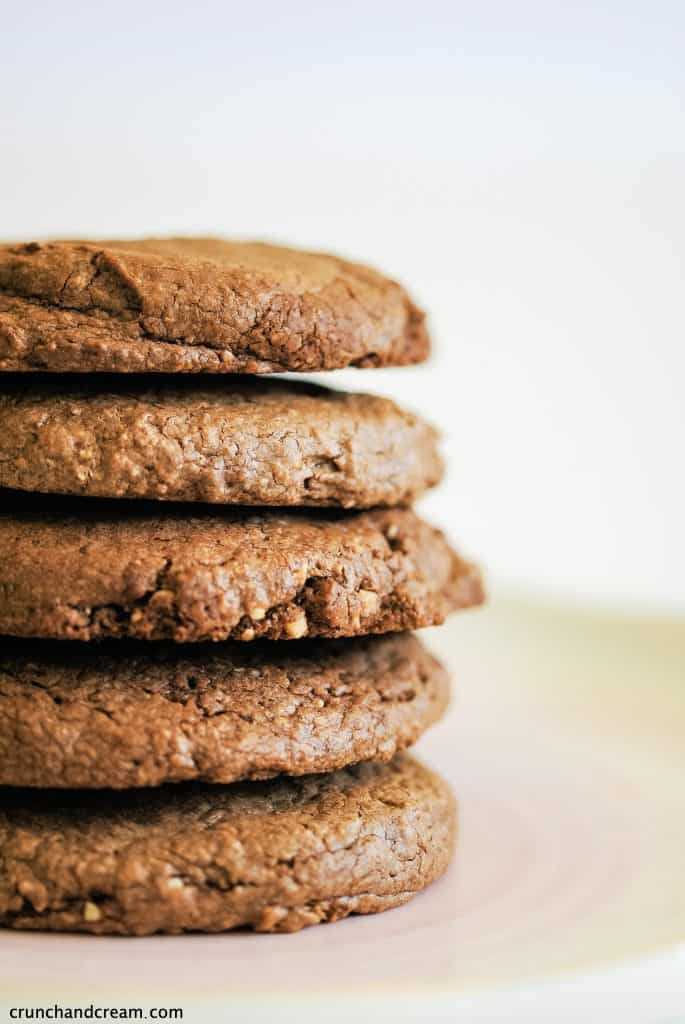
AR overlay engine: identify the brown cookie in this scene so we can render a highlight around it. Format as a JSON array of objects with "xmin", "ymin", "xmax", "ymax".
[
  {"xmin": 0, "ymin": 239, "xmax": 428, "ymax": 374},
  {"xmin": 0, "ymin": 375, "xmax": 442, "ymax": 508},
  {"xmin": 0, "ymin": 754, "xmax": 455, "ymax": 935},
  {"xmin": 0, "ymin": 634, "xmax": 449, "ymax": 788},
  {"xmin": 0, "ymin": 497, "xmax": 483, "ymax": 642}
]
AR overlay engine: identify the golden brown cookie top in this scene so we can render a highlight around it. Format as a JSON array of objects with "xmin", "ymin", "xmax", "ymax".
[{"xmin": 0, "ymin": 238, "xmax": 429, "ymax": 374}]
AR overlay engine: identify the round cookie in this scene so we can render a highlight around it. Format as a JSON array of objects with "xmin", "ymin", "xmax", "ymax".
[
  {"xmin": 0, "ymin": 497, "xmax": 483, "ymax": 642},
  {"xmin": 0, "ymin": 634, "xmax": 449, "ymax": 788},
  {"xmin": 0, "ymin": 754, "xmax": 455, "ymax": 935},
  {"xmin": 0, "ymin": 375, "xmax": 442, "ymax": 508},
  {"xmin": 0, "ymin": 238, "xmax": 429, "ymax": 374}
]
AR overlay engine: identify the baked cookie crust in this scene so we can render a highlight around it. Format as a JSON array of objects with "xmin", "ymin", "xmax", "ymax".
[{"xmin": 0, "ymin": 239, "xmax": 429, "ymax": 374}]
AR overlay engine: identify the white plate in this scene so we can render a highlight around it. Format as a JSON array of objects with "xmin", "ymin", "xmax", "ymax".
[{"xmin": 1, "ymin": 597, "xmax": 683, "ymax": 1020}]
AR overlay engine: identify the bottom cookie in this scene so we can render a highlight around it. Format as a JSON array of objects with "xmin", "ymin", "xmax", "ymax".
[{"xmin": 0, "ymin": 754, "xmax": 455, "ymax": 935}]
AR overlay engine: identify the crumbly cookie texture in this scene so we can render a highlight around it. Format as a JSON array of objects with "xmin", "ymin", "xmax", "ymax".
[
  {"xmin": 0, "ymin": 634, "xmax": 449, "ymax": 788},
  {"xmin": 0, "ymin": 498, "xmax": 484, "ymax": 642},
  {"xmin": 0, "ymin": 375, "xmax": 442, "ymax": 508},
  {"xmin": 0, "ymin": 754, "xmax": 456, "ymax": 935},
  {"xmin": 0, "ymin": 239, "xmax": 429, "ymax": 373}
]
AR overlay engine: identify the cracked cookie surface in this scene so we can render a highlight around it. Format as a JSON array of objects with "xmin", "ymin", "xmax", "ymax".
[
  {"xmin": 0, "ymin": 754, "xmax": 456, "ymax": 934},
  {"xmin": 0, "ymin": 238, "xmax": 429, "ymax": 374},
  {"xmin": 0, "ymin": 634, "xmax": 449, "ymax": 788},
  {"xmin": 0, "ymin": 496, "xmax": 483, "ymax": 642},
  {"xmin": 0, "ymin": 374, "xmax": 442, "ymax": 507}
]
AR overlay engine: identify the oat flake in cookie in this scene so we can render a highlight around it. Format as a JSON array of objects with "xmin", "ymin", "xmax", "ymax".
[
  {"xmin": 0, "ymin": 496, "xmax": 484, "ymax": 642},
  {"xmin": 0, "ymin": 374, "xmax": 442, "ymax": 508},
  {"xmin": 0, "ymin": 238, "xmax": 429, "ymax": 374},
  {"xmin": 0, "ymin": 634, "xmax": 450, "ymax": 788}
]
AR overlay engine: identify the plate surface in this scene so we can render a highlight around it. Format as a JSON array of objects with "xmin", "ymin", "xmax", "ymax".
[{"xmin": 0, "ymin": 597, "xmax": 683, "ymax": 1014}]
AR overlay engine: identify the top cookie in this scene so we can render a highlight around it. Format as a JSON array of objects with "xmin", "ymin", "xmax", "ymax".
[{"xmin": 0, "ymin": 239, "xmax": 429, "ymax": 374}]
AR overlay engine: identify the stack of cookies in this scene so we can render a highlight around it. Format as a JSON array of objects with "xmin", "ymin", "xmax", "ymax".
[{"xmin": 0, "ymin": 239, "xmax": 483, "ymax": 935}]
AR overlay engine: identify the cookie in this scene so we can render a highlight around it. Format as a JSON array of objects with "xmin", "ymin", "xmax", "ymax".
[
  {"xmin": 0, "ymin": 375, "xmax": 442, "ymax": 508},
  {"xmin": 0, "ymin": 239, "xmax": 428, "ymax": 374},
  {"xmin": 0, "ymin": 754, "xmax": 455, "ymax": 934},
  {"xmin": 0, "ymin": 496, "xmax": 483, "ymax": 642},
  {"xmin": 0, "ymin": 634, "xmax": 449, "ymax": 788}
]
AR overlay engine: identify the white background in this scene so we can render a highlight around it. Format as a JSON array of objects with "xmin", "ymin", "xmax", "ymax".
[{"xmin": 2, "ymin": 1, "xmax": 683, "ymax": 611}]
